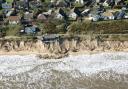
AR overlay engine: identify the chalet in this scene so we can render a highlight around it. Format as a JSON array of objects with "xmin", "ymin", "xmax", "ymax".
[{"xmin": 7, "ymin": 16, "xmax": 20, "ymax": 24}]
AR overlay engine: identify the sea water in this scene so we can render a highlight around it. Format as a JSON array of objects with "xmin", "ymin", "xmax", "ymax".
[{"xmin": 0, "ymin": 52, "xmax": 128, "ymax": 89}]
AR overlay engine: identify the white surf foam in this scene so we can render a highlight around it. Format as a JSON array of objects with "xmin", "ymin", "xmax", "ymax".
[{"xmin": 0, "ymin": 52, "xmax": 128, "ymax": 77}]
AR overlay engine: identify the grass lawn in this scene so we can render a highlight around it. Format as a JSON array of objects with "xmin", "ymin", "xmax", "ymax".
[
  {"xmin": 6, "ymin": 0, "xmax": 13, "ymax": 3},
  {"xmin": 6, "ymin": 25, "xmax": 21, "ymax": 36}
]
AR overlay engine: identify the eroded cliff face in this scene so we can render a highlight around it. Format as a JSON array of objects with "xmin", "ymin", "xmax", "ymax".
[{"xmin": 0, "ymin": 38, "xmax": 128, "ymax": 57}]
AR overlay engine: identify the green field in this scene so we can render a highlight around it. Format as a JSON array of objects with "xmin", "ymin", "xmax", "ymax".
[{"xmin": 6, "ymin": 0, "xmax": 13, "ymax": 3}]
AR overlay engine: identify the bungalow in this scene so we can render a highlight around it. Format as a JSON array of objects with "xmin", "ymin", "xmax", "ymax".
[{"xmin": 7, "ymin": 16, "xmax": 20, "ymax": 24}]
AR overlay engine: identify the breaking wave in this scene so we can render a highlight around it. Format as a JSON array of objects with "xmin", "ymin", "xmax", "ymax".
[{"xmin": 0, "ymin": 52, "xmax": 128, "ymax": 89}]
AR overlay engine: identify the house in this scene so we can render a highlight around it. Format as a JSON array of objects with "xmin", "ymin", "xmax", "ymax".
[
  {"xmin": 21, "ymin": 18, "xmax": 33, "ymax": 25},
  {"xmin": 30, "ymin": 0, "xmax": 42, "ymax": 8},
  {"xmin": 69, "ymin": 8, "xmax": 82, "ymax": 20},
  {"xmin": 117, "ymin": 10, "xmax": 125, "ymax": 19},
  {"xmin": 90, "ymin": 13, "xmax": 105, "ymax": 21},
  {"xmin": 75, "ymin": 0, "xmax": 84, "ymax": 5},
  {"xmin": 37, "ymin": 14, "xmax": 47, "ymax": 21},
  {"xmin": 23, "ymin": 0, "xmax": 29, "ymax": 10},
  {"xmin": 6, "ymin": 9, "xmax": 13, "ymax": 17},
  {"xmin": 92, "ymin": 14, "xmax": 101, "ymax": 21},
  {"xmin": 2, "ymin": 3, "xmax": 12, "ymax": 9},
  {"xmin": 116, "ymin": 0, "xmax": 125, "ymax": 6},
  {"xmin": 51, "ymin": 0, "xmax": 57, "ymax": 3},
  {"xmin": 97, "ymin": 5, "xmax": 106, "ymax": 14},
  {"xmin": 41, "ymin": 34, "xmax": 60, "ymax": 43},
  {"xmin": 24, "ymin": 12, "xmax": 33, "ymax": 20},
  {"xmin": 69, "ymin": 13, "xmax": 78, "ymax": 20},
  {"xmin": 81, "ymin": 9, "xmax": 90, "ymax": 16},
  {"xmin": 7, "ymin": 16, "xmax": 20, "ymax": 24},
  {"xmin": 43, "ymin": 9, "xmax": 53, "ymax": 16},
  {"xmin": 0, "ymin": 0, "xmax": 3, "ymax": 6},
  {"xmin": 24, "ymin": 26, "xmax": 36, "ymax": 34},
  {"xmin": 16, "ymin": 1, "xmax": 24, "ymax": 9},
  {"xmin": 102, "ymin": 11, "xmax": 114, "ymax": 20},
  {"xmin": 56, "ymin": 0, "xmax": 67, "ymax": 7},
  {"xmin": 20, "ymin": 25, "xmax": 40, "ymax": 35},
  {"xmin": 55, "ymin": 8, "xmax": 68, "ymax": 20},
  {"xmin": 96, "ymin": 0, "xmax": 106, "ymax": 3}
]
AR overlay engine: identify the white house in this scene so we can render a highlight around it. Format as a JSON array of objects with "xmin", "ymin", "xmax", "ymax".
[
  {"xmin": 55, "ymin": 8, "xmax": 64, "ymax": 19},
  {"xmin": 75, "ymin": 0, "xmax": 84, "ymax": 5},
  {"xmin": 55, "ymin": 13, "xmax": 63, "ymax": 19},
  {"xmin": 43, "ymin": 10, "xmax": 53, "ymax": 16},
  {"xmin": 103, "ymin": 11, "xmax": 115, "ymax": 20},
  {"xmin": 69, "ymin": 12, "xmax": 77, "ymax": 20},
  {"xmin": 7, "ymin": 16, "xmax": 20, "ymax": 24}
]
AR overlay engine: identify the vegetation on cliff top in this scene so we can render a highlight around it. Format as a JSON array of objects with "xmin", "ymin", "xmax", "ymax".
[{"xmin": 68, "ymin": 20, "xmax": 128, "ymax": 35}]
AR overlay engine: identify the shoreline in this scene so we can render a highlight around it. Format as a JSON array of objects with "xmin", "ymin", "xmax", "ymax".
[{"xmin": 1, "ymin": 50, "xmax": 128, "ymax": 58}]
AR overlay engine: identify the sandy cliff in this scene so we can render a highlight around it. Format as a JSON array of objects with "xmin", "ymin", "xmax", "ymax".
[{"xmin": 0, "ymin": 38, "xmax": 128, "ymax": 58}]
